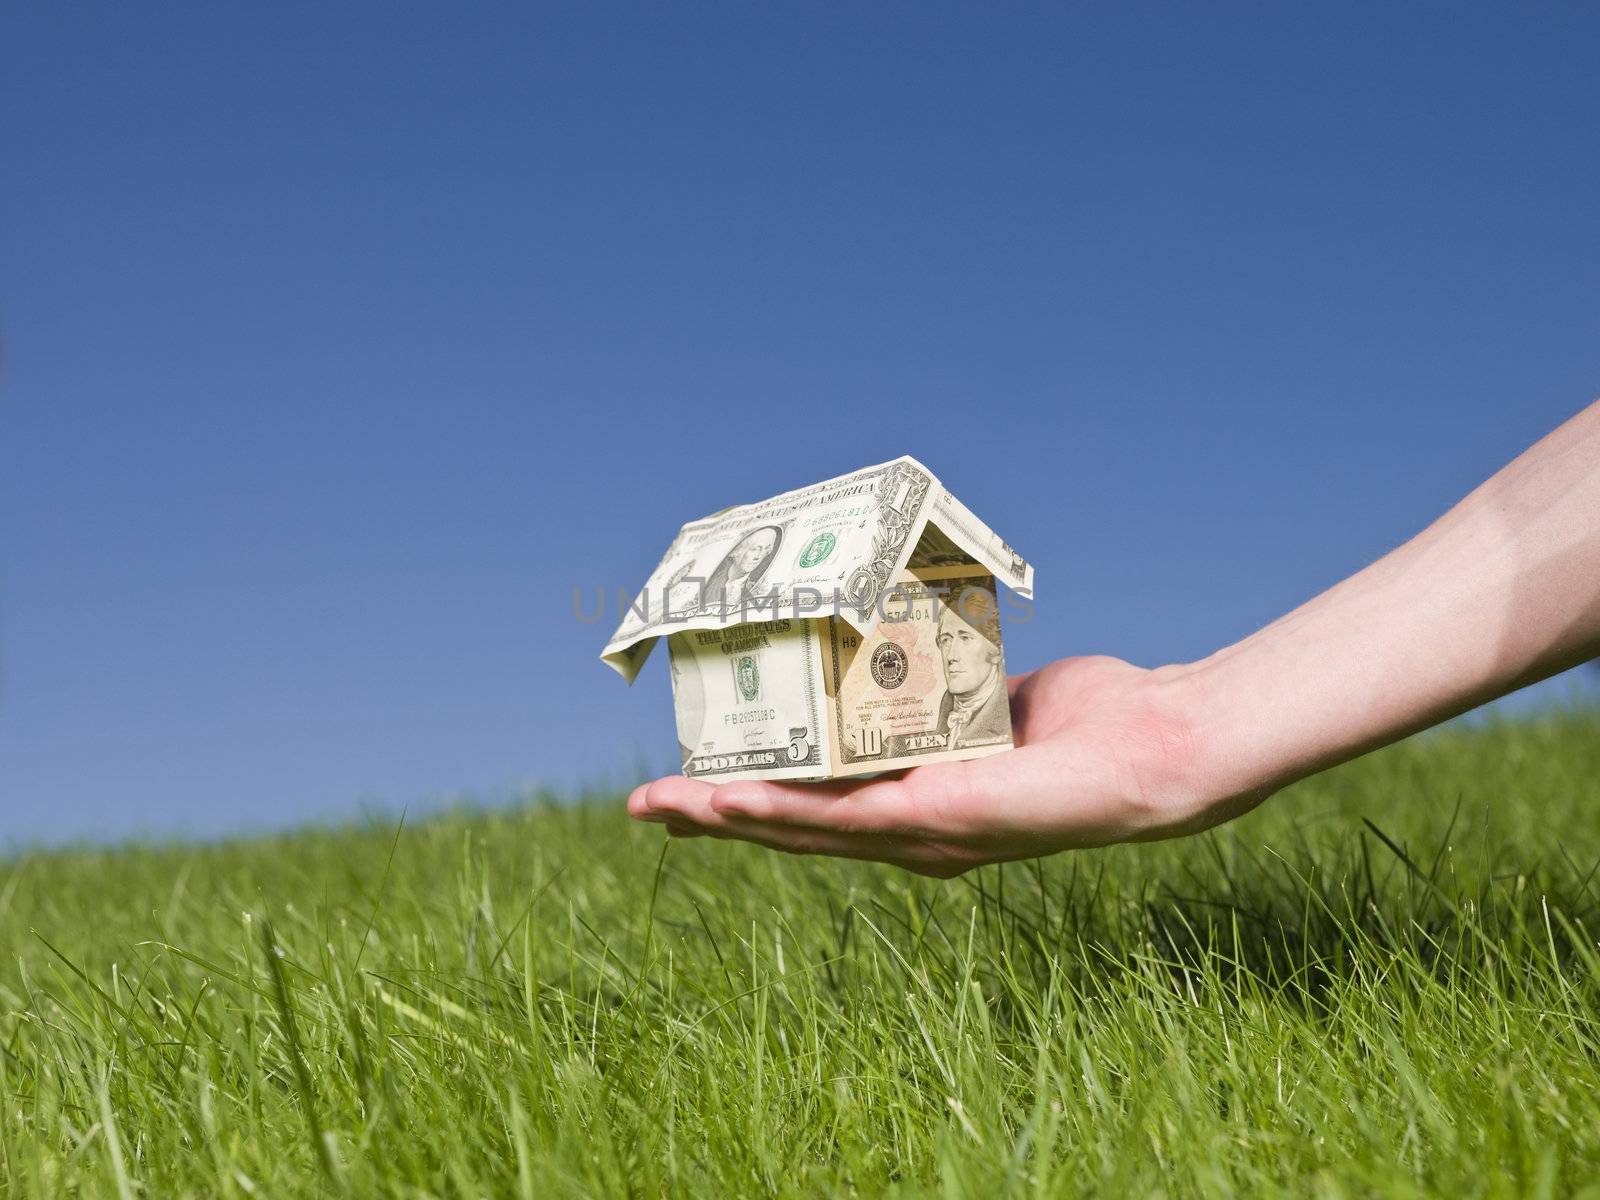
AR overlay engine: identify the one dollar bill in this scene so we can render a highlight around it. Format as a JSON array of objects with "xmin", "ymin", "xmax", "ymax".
[{"xmin": 602, "ymin": 455, "xmax": 1033, "ymax": 684}]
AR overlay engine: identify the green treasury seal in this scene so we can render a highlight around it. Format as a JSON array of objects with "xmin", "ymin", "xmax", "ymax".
[
  {"xmin": 797, "ymin": 530, "xmax": 836, "ymax": 568},
  {"xmin": 735, "ymin": 654, "xmax": 761, "ymax": 702}
]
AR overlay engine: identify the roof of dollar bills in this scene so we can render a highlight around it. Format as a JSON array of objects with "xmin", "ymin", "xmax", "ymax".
[{"xmin": 601, "ymin": 455, "xmax": 1035, "ymax": 683}]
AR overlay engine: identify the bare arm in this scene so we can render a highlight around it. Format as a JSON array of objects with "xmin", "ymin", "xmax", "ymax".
[
  {"xmin": 630, "ymin": 400, "xmax": 1600, "ymax": 874},
  {"xmin": 1184, "ymin": 398, "xmax": 1600, "ymax": 805}
]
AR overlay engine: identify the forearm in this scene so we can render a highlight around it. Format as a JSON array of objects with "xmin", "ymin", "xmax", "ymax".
[{"xmin": 1178, "ymin": 400, "xmax": 1600, "ymax": 802}]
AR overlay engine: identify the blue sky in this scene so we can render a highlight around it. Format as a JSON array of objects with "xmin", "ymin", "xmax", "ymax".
[{"xmin": 3, "ymin": 4, "xmax": 1597, "ymax": 846}]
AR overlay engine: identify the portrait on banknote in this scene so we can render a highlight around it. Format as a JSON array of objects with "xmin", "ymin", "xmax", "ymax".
[
  {"xmin": 703, "ymin": 524, "xmax": 784, "ymax": 611},
  {"xmin": 934, "ymin": 585, "xmax": 1009, "ymax": 750}
]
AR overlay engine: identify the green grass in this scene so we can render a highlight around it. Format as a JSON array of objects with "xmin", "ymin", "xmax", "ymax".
[{"xmin": 4, "ymin": 711, "xmax": 1600, "ymax": 1198}]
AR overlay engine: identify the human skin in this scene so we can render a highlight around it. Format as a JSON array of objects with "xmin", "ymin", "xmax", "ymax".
[{"xmin": 630, "ymin": 400, "xmax": 1600, "ymax": 877}]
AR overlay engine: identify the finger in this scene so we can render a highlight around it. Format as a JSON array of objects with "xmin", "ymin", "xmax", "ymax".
[
  {"xmin": 628, "ymin": 780, "xmax": 709, "ymax": 836},
  {"xmin": 627, "ymin": 782, "xmax": 666, "ymax": 823},
  {"xmin": 914, "ymin": 742, "xmax": 1154, "ymax": 849},
  {"xmin": 708, "ymin": 758, "xmax": 1008, "ymax": 839},
  {"xmin": 708, "ymin": 747, "xmax": 1106, "ymax": 851},
  {"xmin": 639, "ymin": 775, "xmax": 725, "ymax": 829},
  {"xmin": 708, "ymin": 774, "xmax": 925, "ymax": 835},
  {"xmin": 642, "ymin": 775, "xmax": 983, "ymax": 873}
]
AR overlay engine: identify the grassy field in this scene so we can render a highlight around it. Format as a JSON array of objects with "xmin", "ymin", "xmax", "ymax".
[{"xmin": 4, "ymin": 711, "xmax": 1600, "ymax": 1198}]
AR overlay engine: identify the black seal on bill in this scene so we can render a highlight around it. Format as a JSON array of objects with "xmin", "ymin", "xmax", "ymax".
[{"xmin": 870, "ymin": 642, "xmax": 908, "ymax": 690}]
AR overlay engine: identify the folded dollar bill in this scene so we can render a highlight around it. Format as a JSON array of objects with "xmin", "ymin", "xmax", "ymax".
[{"xmin": 601, "ymin": 456, "xmax": 1035, "ymax": 781}]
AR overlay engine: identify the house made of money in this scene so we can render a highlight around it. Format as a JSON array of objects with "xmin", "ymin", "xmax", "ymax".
[{"xmin": 602, "ymin": 456, "xmax": 1036, "ymax": 783}]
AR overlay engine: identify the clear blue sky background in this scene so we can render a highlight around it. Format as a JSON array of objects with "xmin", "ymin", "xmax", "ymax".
[{"xmin": 3, "ymin": 4, "xmax": 1597, "ymax": 847}]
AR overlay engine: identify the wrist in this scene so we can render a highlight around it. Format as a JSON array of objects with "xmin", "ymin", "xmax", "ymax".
[{"xmin": 1146, "ymin": 655, "xmax": 1287, "ymax": 831}]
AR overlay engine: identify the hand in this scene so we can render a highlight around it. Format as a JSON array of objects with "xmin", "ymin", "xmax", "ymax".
[
  {"xmin": 627, "ymin": 655, "xmax": 1264, "ymax": 877},
  {"xmin": 633, "ymin": 403, "xmax": 1600, "ymax": 873}
]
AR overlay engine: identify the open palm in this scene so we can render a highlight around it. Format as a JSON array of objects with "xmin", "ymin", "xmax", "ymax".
[{"xmin": 628, "ymin": 655, "xmax": 1255, "ymax": 876}]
